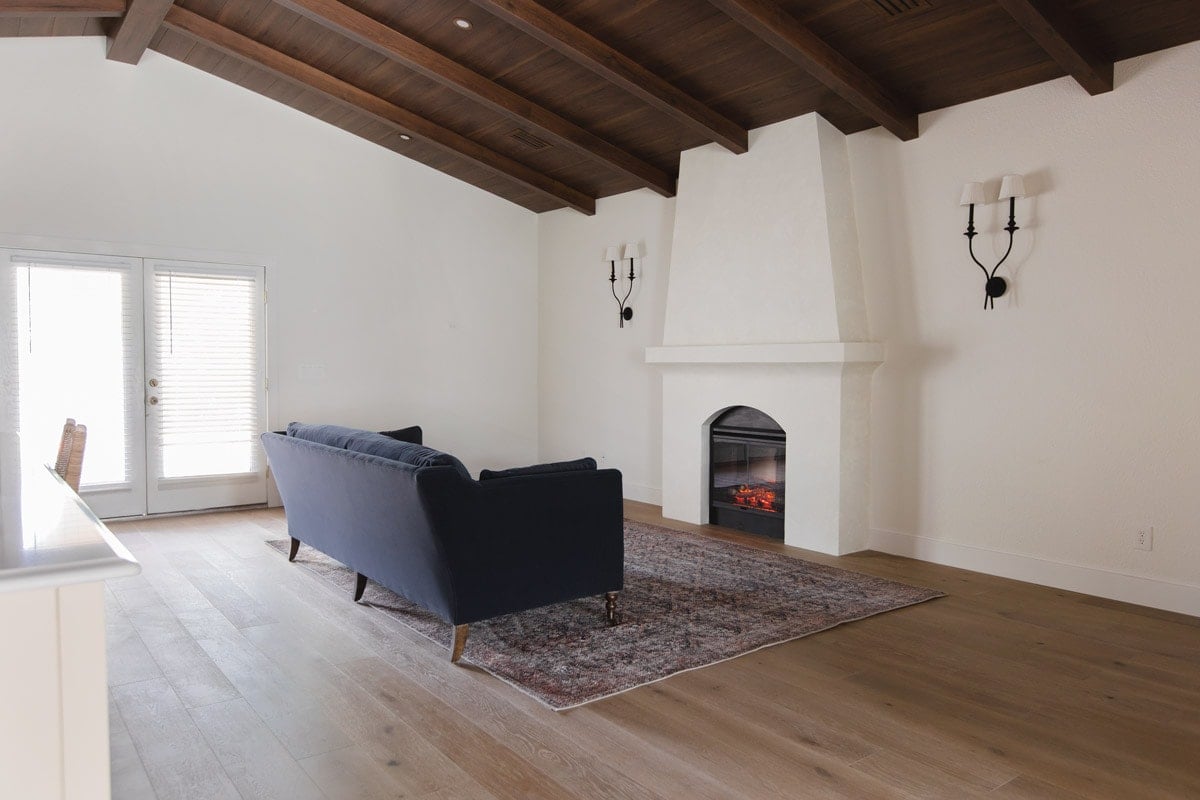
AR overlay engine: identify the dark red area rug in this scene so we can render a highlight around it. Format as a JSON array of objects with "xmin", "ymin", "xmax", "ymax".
[{"xmin": 268, "ymin": 521, "xmax": 942, "ymax": 710}]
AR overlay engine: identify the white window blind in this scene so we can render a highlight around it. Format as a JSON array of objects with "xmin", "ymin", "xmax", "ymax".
[
  {"xmin": 150, "ymin": 265, "xmax": 264, "ymax": 480},
  {"xmin": 13, "ymin": 256, "xmax": 140, "ymax": 488}
]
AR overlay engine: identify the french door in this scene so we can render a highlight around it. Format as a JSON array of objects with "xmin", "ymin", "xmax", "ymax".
[{"xmin": 5, "ymin": 249, "xmax": 267, "ymax": 518}]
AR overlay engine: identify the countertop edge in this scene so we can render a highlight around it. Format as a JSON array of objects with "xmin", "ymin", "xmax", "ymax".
[
  {"xmin": 0, "ymin": 555, "xmax": 141, "ymax": 594},
  {"xmin": 0, "ymin": 463, "xmax": 142, "ymax": 594}
]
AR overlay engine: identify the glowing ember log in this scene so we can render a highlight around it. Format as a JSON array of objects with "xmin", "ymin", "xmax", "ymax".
[{"xmin": 731, "ymin": 484, "xmax": 778, "ymax": 512}]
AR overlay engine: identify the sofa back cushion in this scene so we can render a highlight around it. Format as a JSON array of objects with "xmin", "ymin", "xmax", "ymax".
[
  {"xmin": 380, "ymin": 425, "xmax": 422, "ymax": 445},
  {"xmin": 286, "ymin": 422, "xmax": 469, "ymax": 478},
  {"xmin": 479, "ymin": 457, "xmax": 597, "ymax": 481},
  {"xmin": 287, "ymin": 422, "xmax": 420, "ymax": 446}
]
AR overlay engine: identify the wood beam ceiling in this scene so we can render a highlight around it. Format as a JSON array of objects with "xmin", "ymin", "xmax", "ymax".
[
  {"xmin": 468, "ymin": 0, "xmax": 749, "ymax": 154},
  {"xmin": 106, "ymin": 0, "xmax": 173, "ymax": 64},
  {"xmin": 995, "ymin": 0, "xmax": 1113, "ymax": 95},
  {"xmin": 706, "ymin": 0, "xmax": 918, "ymax": 141},
  {"xmin": 275, "ymin": 0, "xmax": 675, "ymax": 197},
  {"xmin": 161, "ymin": 6, "xmax": 595, "ymax": 214},
  {"xmin": 0, "ymin": 0, "xmax": 122, "ymax": 15}
]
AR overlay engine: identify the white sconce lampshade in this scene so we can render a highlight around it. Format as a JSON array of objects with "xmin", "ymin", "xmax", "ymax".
[
  {"xmin": 621, "ymin": 242, "xmax": 641, "ymax": 260},
  {"xmin": 959, "ymin": 182, "xmax": 986, "ymax": 206},
  {"xmin": 603, "ymin": 245, "xmax": 620, "ymax": 262},
  {"xmin": 998, "ymin": 174, "xmax": 1027, "ymax": 200}
]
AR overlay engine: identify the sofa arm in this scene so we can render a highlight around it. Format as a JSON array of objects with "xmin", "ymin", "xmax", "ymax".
[{"xmin": 416, "ymin": 467, "xmax": 625, "ymax": 622}]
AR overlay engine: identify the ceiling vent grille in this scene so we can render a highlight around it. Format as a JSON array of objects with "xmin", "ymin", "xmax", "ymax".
[
  {"xmin": 865, "ymin": 0, "xmax": 931, "ymax": 17},
  {"xmin": 510, "ymin": 129, "xmax": 550, "ymax": 150}
]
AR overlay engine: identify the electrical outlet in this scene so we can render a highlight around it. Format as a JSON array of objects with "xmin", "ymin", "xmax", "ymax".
[{"xmin": 1134, "ymin": 527, "xmax": 1154, "ymax": 551}]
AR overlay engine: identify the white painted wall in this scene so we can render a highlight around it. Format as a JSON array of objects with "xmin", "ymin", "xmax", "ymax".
[
  {"xmin": 539, "ymin": 41, "xmax": 1200, "ymax": 613},
  {"xmin": 851, "ymin": 41, "xmax": 1200, "ymax": 610},
  {"xmin": 537, "ymin": 191, "xmax": 674, "ymax": 503},
  {"xmin": 0, "ymin": 37, "xmax": 539, "ymax": 474}
]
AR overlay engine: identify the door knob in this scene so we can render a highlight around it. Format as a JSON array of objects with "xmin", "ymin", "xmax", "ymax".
[
  {"xmin": 148, "ymin": 396, "xmax": 159, "ymax": 405},
  {"xmin": 148, "ymin": 378, "xmax": 159, "ymax": 387}
]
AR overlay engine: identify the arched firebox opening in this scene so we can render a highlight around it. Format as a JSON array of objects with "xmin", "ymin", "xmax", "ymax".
[{"xmin": 708, "ymin": 406, "xmax": 785, "ymax": 539}]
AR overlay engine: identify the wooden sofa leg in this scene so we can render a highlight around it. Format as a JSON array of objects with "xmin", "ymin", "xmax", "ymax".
[
  {"xmin": 354, "ymin": 573, "xmax": 368, "ymax": 602},
  {"xmin": 605, "ymin": 591, "xmax": 621, "ymax": 626},
  {"xmin": 288, "ymin": 537, "xmax": 300, "ymax": 562},
  {"xmin": 451, "ymin": 624, "xmax": 469, "ymax": 663}
]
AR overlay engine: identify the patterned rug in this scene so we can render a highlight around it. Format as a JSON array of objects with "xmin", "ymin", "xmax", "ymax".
[{"xmin": 267, "ymin": 521, "xmax": 942, "ymax": 710}]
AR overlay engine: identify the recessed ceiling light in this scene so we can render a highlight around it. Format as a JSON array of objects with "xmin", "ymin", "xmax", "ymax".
[
  {"xmin": 452, "ymin": 17, "xmax": 472, "ymax": 29},
  {"xmin": 399, "ymin": 134, "xmax": 412, "ymax": 141}
]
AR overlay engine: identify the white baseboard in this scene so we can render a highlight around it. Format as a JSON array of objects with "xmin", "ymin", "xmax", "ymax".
[
  {"xmin": 868, "ymin": 528, "xmax": 1200, "ymax": 619},
  {"xmin": 623, "ymin": 483, "xmax": 663, "ymax": 506}
]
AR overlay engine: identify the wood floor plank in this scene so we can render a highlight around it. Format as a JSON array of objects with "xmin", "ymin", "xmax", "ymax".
[
  {"xmin": 244, "ymin": 551, "xmax": 707, "ymax": 800},
  {"xmin": 105, "ymin": 602, "xmax": 164, "ymax": 688},
  {"xmin": 241, "ymin": 623, "xmax": 502, "ymax": 797},
  {"xmin": 188, "ymin": 698, "xmax": 329, "ymax": 800},
  {"xmin": 227, "ymin": 545, "xmax": 679, "ymax": 798},
  {"xmin": 340, "ymin": 656, "xmax": 588, "ymax": 800},
  {"xmin": 299, "ymin": 743, "xmax": 492, "ymax": 800},
  {"xmin": 989, "ymin": 774, "xmax": 1095, "ymax": 799},
  {"xmin": 848, "ymin": 749, "xmax": 991, "ymax": 799},
  {"xmin": 107, "ymin": 697, "xmax": 156, "ymax": 800},
  {"xmin": 593, "ymin": 682, "xmax": 897, "ymax": 799},
  {"xmin": 222, "ymin": 554, "xmax": 377, "ymax": 665},
  {"xmin": 673, "ymin": 658, "xmax": 1020, "ymax": 792},
  {"xmin": 111, "ymin": 678, "xmax": 242, "ymax": 800},
  {"xmin": 124, "ymin": 598, "xmax": 241, "ymax": 709},
  {"xmin": 165, "ymin": 548, "xmax": 278, "ymax": 629},
  {"xmin": 106, "ymin": 506, "xmax": 1200, "ymax": 800},
  {"xmin": 173, "ymin": 608, "xmax": 357, "ymax": 760}
]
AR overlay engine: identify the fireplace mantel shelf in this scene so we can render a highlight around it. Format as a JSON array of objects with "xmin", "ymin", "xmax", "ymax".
[{"xmin": 645, "ymin": 342, "xmax": 884, "ymax": 366}]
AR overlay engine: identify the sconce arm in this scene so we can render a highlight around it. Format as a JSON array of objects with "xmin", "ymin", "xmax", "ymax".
[
  {"xmin": 990, "ymin": 229, "xmax": 1017, "ymax": 279},
  {"xmin": 966, "ymin": 234, "xmax": 990, "ymax": 280}
]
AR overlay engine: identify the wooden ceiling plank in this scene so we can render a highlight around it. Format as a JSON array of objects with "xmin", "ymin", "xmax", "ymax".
[
  {"xmin": 994, "ymin": 0, "xmax": 1113, "ymax": 95},
  {"xmin": 160, "ymin": 5, "xmax": 594, "ymax": 214},
  {"xmin": 107, "ymin": 0, "xmax": 174, "ymax": 64},
  {"xmin": 706, "ymin": 0, "xmax": 918, "ymax": 141},
  {"xmin": 0, "ymin": 0, "xmax": 123, "ymax": 16},
  {"xmin": 276, "ymin": 0, "xmax": 676, "ymax": 196},
  {"xmin": 469, "ymin": 0, "xmax": 749, "ymax": 154}
]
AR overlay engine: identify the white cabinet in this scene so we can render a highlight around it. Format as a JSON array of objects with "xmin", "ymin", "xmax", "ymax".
[{"xmin": 0, "ymin": 457, "xmax": 139, "ymax": 800}]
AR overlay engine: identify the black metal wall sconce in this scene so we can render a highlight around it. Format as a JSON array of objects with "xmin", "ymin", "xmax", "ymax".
[
  {"xmin": 960, "ymin": 174, "xmax": 1026, "ymax": 309},
  {"xmin": 605, "ymin": 242, "xmax": 640, "ymax": 327}
]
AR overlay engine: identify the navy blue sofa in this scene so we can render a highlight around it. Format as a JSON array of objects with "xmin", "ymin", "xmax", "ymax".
[{"xmin": 261, "ymin": 423, "xmax": 624, "ymax": 661}]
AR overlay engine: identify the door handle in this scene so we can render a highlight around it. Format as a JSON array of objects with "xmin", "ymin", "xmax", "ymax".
[
  {"xmin": 148, "ymin": 378, "xmax": 159, "ymax": 387},
  {"xmin": 148, "ymin": 396, "xmax": 159, "ymax": 405}
]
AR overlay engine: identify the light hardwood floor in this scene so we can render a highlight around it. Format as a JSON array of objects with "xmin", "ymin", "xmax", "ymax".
[{"xmin": 104, "ymin": 502, "xmax": 1200, "ymax": 800}]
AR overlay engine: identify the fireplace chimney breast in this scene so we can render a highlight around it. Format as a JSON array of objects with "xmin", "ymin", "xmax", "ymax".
[{"xmin": 648, "ymin": 113, "xmax": 883, "ymax": 555}]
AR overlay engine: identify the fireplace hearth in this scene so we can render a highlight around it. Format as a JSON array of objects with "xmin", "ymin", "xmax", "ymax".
[{"xmin": 709, "ymin": 406, "xmax": 785, "ymax": 539}]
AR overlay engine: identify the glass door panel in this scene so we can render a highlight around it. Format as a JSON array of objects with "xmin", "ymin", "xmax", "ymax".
[
  {"xmin": 144, "ymin": 261, "xmax": 267, "ymax": 514},
  {"xmin": 5, "ymin": 250, "xmax": 147, "ymax": 518}
]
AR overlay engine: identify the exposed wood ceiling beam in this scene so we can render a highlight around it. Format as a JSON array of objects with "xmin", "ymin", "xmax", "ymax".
[
  {"xmin": 995, "ymin": 0, "xmax": 1113, "ymax": 95},
  {"xmin": 107, "ymin": 0, "xmax": 173, "ymax": 64},
  {"xmin": 0, "ymin": 0, "xmax": 123, "ymax": 16},
  {"xmin": 161, "ymin": 6, "xmax": 595, "ymax": 214},
  {"xmin": 468, "ymin": 0, "xmax": 748, "ymax": 154},
  {"xmin": 276, "ymin": 0, "xmax": 674, "ymax": 197},
  {"xmin": 706, "ymin": 0, "xmax": 918, "ymax": 141}
]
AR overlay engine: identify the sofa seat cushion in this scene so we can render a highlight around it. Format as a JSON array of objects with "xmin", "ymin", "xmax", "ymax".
[
  {"xmin": 479, "ymin": 457, "xmax": 597, "ymax": 481},
  {"xmin": 287, "ymin": 422, "xmax": 469, "ymax": 478}
]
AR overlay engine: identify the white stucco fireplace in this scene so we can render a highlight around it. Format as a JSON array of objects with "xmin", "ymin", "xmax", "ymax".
[{"xmin": 646, "ymin": 114, "xmax": 884, "ymax": 555}]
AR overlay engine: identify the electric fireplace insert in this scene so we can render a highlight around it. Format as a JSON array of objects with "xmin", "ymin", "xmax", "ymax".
[{"xmin": 709, "ymin": 406, "xmax": 785, "ymax": 539}]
